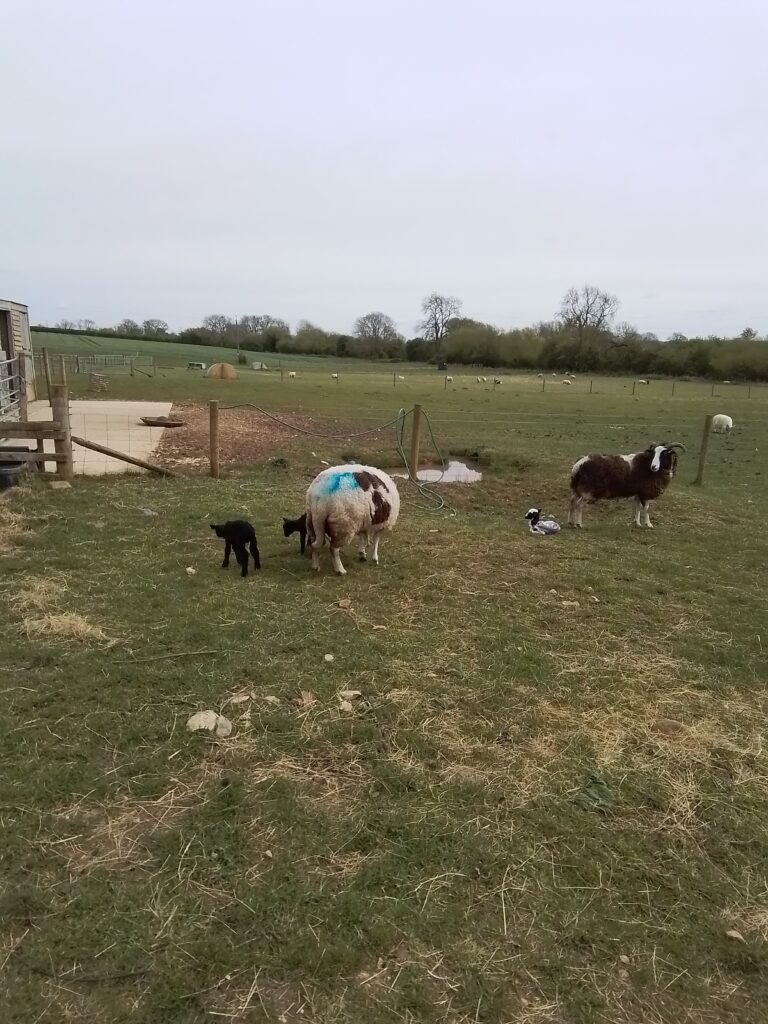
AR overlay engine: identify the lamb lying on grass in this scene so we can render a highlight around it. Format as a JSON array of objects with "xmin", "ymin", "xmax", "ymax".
[
  {"xmin": 306, "ymin": 464, "xmax": 400, "ymax": 575},
  {"xmin": 210, "ymin": 520, "xmax": 261, "ymax": 577}
]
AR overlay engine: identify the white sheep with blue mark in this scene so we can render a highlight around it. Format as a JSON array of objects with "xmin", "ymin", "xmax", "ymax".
[{"xmin": 306, "ymin": 464, "xmax": 400, "ymax": 575}]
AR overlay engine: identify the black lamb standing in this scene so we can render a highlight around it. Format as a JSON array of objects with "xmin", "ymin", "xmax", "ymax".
[
  {"xmin": 210, "ymin": 520, "xmax": 261, "ymax": 577},
  {"xmin": 282, "ymin": 513, "xmax": 307, "ymax": 554}
]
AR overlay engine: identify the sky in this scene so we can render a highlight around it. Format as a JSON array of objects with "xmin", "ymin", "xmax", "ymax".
[{"xmin": 2, "ymin": 0, "xmax": 767, "ymax": 338}]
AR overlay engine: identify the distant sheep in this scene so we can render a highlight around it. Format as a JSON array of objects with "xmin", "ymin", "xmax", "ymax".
[
  {"xmin": 397, "ymin": 375, "xmax": 405, "ymax": 380},
  {"xmin": 331, "ymin": 373, "xmax": 339, "ymax": 380},
  {"xmin": 562, "ymin": 379, "xmax": 572, "ymax": 386},
  {"xmin": 446, "ymin": 375, "xmax": 453, "ymax": 382},
  {"xmin": 476, "ymin": 376, "xmax": 482, "ymax": 383},
  {"xmin": 306, "ymin": 464, "xmax": 400, "ymax": 575},
  {"xmin": 637, "ymin": 379, "xmax": 649, "ymax": 385},
  {"xmin": 568, "ymin": 442, "xmax": 686, "ymax": 528},
  {"xmin": 537, "ymin": 373, "xmax": 544, "ymax": 379},
  {"xmin": 712, "ymin": 414, "xmax": 733, "ymax": 434},
  {"xmin": 493, "ymin": 377, "xmax": 502, "ymax": 385},
  {"xmin": 288, "ymin": 371, "xmax": 296, "ymax": 379},
  {"xmin": 482, "ymin": 376, "xmax": 488, "ymax": 382},
  {"xmin": 722, "ymin": 380, "xmax": 732, "ymax": 385}
]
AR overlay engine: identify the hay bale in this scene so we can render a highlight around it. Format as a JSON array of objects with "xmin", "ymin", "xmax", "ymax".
[{"xmin": 206, "ymin": 362, "xmax": 238, "ymax": 380}]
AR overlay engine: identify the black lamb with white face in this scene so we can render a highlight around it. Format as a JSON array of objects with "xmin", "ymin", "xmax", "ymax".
[
  {"xmin": 568, "ymin": 442, "xmax": 686, "ymax": 528},
  {"xmin": 210, "ymin": 520, "xmax": 261, "ymax": 577}
]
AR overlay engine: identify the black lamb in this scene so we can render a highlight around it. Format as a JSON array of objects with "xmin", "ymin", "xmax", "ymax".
[
  {"xmin": 282, "ymin": 513, "xmax": 307, "ymax": 554},
  {"xmin": 210, "ymin": 520, "xmax": 261, "ymax": 577}
]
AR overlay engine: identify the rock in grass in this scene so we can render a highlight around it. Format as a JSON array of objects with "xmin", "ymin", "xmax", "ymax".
[{"xmin": 186, "ymin": 710, "xmax": 232, "ymax": 738}]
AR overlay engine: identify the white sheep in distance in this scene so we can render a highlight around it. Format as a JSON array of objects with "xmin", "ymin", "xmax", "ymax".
[
  {"xmin": 397, "ymin": 375, "xmax": 405, "ymax": 380},
  {"xmin": 537, "ymin": 373, "xmax": 544, "ymax": 379},
  {"xmin": 712, "ymin": 414, "xmax": 733, "ymax": 434},
  {"xmin": 331, "ymin": 373, "xmax": 339, "ymax": 380},
  {"xmin": 446, "ymin": 375, "xmax": 453, "ymax": 382},
  {"xmin": 562, "ymin": 379, "xmax": 572, "ymax": 386},
  {"xmin": 288, "ymin": 371, "xmax": 296, "ymax": 378},
  {"xmin": 637, "ymin": 379, "xmax": 649, "ymax": 385},
  {"xmin": 493, "ymin": 377, "xmax": 502, "ymax": 384},
  {"xmin": 476, "ymin": 376, "xmax": 482, "ymax": 383},
  {"xmin": 306, "ymin": 464, "xmax": 400, "ymax": 575}
]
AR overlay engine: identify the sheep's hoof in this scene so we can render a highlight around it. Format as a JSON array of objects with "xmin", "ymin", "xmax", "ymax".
[
  {"xmin": 335, "ymin": 570, "xmax": 347, "ymax": 577},
  {"xmin": 358, "ymin": 552, "xmax": 367, "ymax": 562}
]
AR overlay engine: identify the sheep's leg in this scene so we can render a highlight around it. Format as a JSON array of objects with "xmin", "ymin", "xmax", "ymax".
[
  {"xmin": 250, "ymin": 540, "xmax": 261, "ymax": 569},
  {"xmin": 642, "ymin": 502, "xmax": 653, "ymax": 529},
  {"xmin": 222, "ymin": 539, "xmax": 231, "ymax": 568},
  {"xmin": 299, "ymin": 527, "xmax": 306, "ymax": 555},
  {"xmin": 370, "ymin": 535, "xmax": 380, "ymax": 565},
  {"xmin": 632, "ymin": 497, "xmax": 643, "ymax": 527},
  {"xmin": 233, "ymin": 543, "xmax": 248, "ymax": 577},
  {"xmin": 568, "ymin": 493, "xmax": 584, "ymax": 527},
  {"xmin": 357, "ymin": 534, "xmax": 367, "ymax": 562},
  {"xmin": 330, "ymin": 546, "xmax": 346, "ymax": 576}
]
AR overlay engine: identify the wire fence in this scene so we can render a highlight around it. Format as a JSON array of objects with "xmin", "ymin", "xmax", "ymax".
[{"xmin": 0, "ymin": 356, "xmax": 25, "ymax": 422}]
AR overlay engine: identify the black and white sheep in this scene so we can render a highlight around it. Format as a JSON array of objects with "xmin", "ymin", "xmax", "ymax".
[
  {"xmin": 568, "ymin": 442, "xmax": 686, "ymax": 528},
  {"xmin": 306, "ymin": 464, "xmax": 400, "ymax": 575}
]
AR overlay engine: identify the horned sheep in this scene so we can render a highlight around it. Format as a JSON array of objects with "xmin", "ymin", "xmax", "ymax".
[
  {"xmin": 568, "ymin": 442, "xmax": 686, "ymax": 529},
  {"xmin": 306, "ymin": 464, "xmax": 400, "ymax": 575}
]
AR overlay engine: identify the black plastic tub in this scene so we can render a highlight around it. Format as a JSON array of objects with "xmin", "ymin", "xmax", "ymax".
[{"xmin": 0, "ymin": 464, "xmax": 23, "ymax": 491}]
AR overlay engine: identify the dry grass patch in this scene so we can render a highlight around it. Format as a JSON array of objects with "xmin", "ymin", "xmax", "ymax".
[
  {"xmin": 24, "ymin": 612, "xmax": 114, "ymax": 645},
  {"xmin": 14, "ymin": 574, "xmax": 68, "ymax": 613},
  {"xmin": 0, "ymin": 500, "xmax": 27, "ymax": 552}
]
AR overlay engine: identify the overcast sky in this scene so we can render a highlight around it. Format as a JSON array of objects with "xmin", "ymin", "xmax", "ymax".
[{"xmin": 3, "ymin": 1, "xmax": 766, "ymax": 337}]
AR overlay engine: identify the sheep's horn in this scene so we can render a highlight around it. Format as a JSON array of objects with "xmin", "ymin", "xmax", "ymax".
[{"xmin": 666, "ymin": 442, "xmax": 686, "ymax": 452}]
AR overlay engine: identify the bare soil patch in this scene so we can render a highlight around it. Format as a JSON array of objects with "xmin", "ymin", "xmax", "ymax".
[{"xmin": 155, "ymin": 402, "xmax": 390, "ymax": 470}]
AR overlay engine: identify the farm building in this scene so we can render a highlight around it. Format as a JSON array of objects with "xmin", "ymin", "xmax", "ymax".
[{"xmin": 0, "ymin": 299, "xmax": 36, "ymax": 420}]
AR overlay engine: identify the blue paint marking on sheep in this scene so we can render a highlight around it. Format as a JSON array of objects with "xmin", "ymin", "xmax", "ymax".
[{"xmin": 316, "ymin": 471, "xmax": 360, "ymax": 497}]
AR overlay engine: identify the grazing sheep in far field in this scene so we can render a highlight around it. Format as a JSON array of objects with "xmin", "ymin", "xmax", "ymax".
[
  {"xmin": 331, "ymin": 373, "xmax": 339, "ymax": 380},
  {"xmin": 397, "ymin": 375, "xmax": 405, "ymax": 380},
  {"xmin": 210, "ymin": 521, "xmax": 261, "ymax": 577},
  {"xmin": 637, "ymin": 379, "xmax": 649, "ymax": 385},
  {"xmin": 722, "ymin": 380, "xmax": 732, "ymax": 385},
  {"xmin": 476, "ymin": 376, "xmax": 482, "ymax": 383},
  {"xmin": 562, "ymin": 379, "xmax": 572, "ymax": 386},
  {"xmin": 712, "ymin": 414, "xmax": 733, "ymax": 434},
  {"xmin": 446, "ymin": 375, "xmax": 453, "ymax": 382},
  {"xmin": 306, "ymin": 464, "xmax": 400, "ymax": 575},
  {"xmin": 288, "ymin": 371, "xmax": 296, "ymax": 378},
  {"xmin": 537, "ymin": 373, "xmax": 544, "ymax": 378}
]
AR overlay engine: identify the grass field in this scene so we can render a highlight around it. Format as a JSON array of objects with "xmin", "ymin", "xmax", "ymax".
[{"xmin": 2, "ymin": 364, "xmax": 768, "ymax": 1022}]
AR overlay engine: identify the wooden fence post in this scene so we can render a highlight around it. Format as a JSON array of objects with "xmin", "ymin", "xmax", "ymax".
[
  {"xmin": 632, "ymin": 381, "xmax": 636, "ymax": 395},
  {"xmin": 58, "ymin": 354, "xmax": 67, "ymax": 390},
  {"xmin": 209, "ymin": 400, "xmax": 220, "ymax": 479},
  {"xmin": 672, "ymin": 381, "xmax": 676, "ymax": 396},
  {"xmin": 42, "ymin": 348, "xmax": 53, "ymax": 406},
  {"xmin": 393, "ymin": 372, "xmax": 396, "ymax": 388},
  {"xmin": 50, "ymin": 384, "xmax": 74, "ymax": 481},
  {"xmin": 541, "ymin": 377, "xmax": 545, "ymax": 392},
  {"xmin": 590, "ymin": 379, "xmax": 593, "ymax": 394},
  {"xmin": 152, "ymin": 356, "xmax": 156, "ymax": 377},
  {"xmin": 130, "ymin": 359, "xmax": 135, "ymax": 377},
  {"xmin": 17, "ymin": 354, "xmax": 28, "ymax": 420},
  {"xmin": 75, "ymin": 355, "xmax": 81, "ymax": 375},
  {"xmin": 409, "ymin": 404, "xmax": 422, "ymax": 481},
  {"xmin": 694, "ymin": 414, "xmax": 713, "ymax": 486}
]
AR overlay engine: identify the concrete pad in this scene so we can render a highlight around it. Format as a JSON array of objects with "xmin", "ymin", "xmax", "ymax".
[{"xmin": 26, "ymin": 399, "xmax": 172, "ymax": 476}]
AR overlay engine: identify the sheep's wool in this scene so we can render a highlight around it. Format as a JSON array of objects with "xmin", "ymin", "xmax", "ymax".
[{"xmin": 306, "ymin": 464, "xmax": 400, "ymax": 573}]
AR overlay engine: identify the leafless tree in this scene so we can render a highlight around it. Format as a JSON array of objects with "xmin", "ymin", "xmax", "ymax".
[
  {"xmin": 142, "ymin": 319, "xmax": 169, "ymax": 335},
  {"xmin": 77, "ymin": 319, "xmax": 97, "ymax": 332},
  {"xmin": 116, "ymin": 319, "xmax": 141, "ymax": 336},
  {"xmin": 202, "ymin": 314, "xmax": 232, "ymax": 336},
  {"xmin": 239, "ymin": 314, "xmax": 290, "ymax": 335},
  {"xmin": 558, "ymin": 286, "xmax": 618, "ymax": 346},
  {"xmin": 56, "ymin": 319, "xmax": 76, "ymax": 330},
  {"xmin": 354, "ymin": 311, "xmax": 401, "ymax": 344},
  {"xmin": 418, "ymin": 293, "xmax": 462, "ymax": 351}
]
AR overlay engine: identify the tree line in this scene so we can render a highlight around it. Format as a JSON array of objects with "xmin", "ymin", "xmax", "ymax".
[{"xmin": 36, "ymin": 287, "xmax": 768, "ymax": 380}]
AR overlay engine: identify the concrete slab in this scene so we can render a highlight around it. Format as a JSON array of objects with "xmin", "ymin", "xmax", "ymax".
[{"xmin": 26, "ymin": 399, "xmax": 173, "ymax": 476}]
